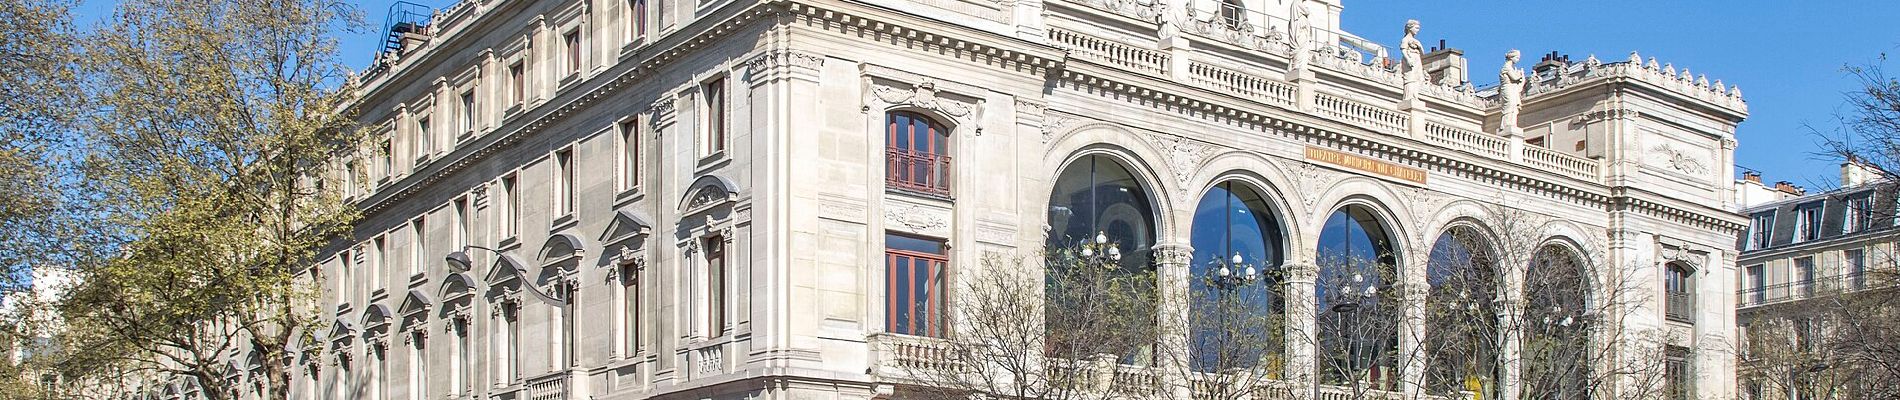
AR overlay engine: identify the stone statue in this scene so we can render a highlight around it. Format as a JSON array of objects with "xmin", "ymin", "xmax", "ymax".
[
  {"xmin": 1400, "ymin": 20, "xmax": 1425, "ymax": 83},
  {"xmin": 1399, "ymin": 20, "xmax": 1425, "ymax": 104},
  {"xmin": 1498, "ymin": 49, "xmax": 1525, "ymax": 134},
  {"xmin": 1287, "ymin": 0, "xmax": 1312, "ymax": 72}
]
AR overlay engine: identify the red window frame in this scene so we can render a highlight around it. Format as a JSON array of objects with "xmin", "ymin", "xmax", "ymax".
[
  {"xmin": 885, "ymin": 111, "xmax": 952, "ymax": 196},
  {"xmin": 886, "ymin": 235, "xmax": 947, "ymax": 337}
]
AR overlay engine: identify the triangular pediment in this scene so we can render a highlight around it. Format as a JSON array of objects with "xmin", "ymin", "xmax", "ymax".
[
  {"xmin": 397, "ymin": 289, "xmax": 432, "ymax": 317},
  {"xmin": 599, "ymin": 209, "xmax": 652, "ymax": 245},
  {"xmin": 482, "ymin": 254, "xmax": 528, "ymax": 285}
]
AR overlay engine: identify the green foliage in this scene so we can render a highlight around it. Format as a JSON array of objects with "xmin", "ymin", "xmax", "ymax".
[{"xmin": 45, "ymin": 0, "xmax": 365, "ymax": 399}]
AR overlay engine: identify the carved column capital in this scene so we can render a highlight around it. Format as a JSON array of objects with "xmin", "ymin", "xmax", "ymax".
[
  {"xmin": 1150, "ymin": 243, "xmax": 1194, "ymax": 266},
  {"xmin": 1282, "ymin": 262, "xmax": 1319, "ymax": 283}
]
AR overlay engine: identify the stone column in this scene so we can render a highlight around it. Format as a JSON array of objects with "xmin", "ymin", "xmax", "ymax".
[
  {"xmin": 1283, "ymin": 259, "xmax": 1320, "ymax": 400},
  {"xmin": 1153, "ymin": 243, "xmax": 1194, "ymax": 400},
  {"xmin": 1397, "ymin": 280, "xmax": 1428, "ymax": 399},
  {"xmin": 1496, "ymin": 266, "xmax": 1524, "ymax": 400}
]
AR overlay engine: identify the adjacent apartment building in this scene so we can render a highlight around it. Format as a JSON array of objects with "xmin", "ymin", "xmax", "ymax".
[
  {"xmin": 280, "ymin": 0, "xmax": 1750, "ymax": 399},
  {"xmin": 1734, "ymin": 163, "xmax": 1893, "ymax": 399}
]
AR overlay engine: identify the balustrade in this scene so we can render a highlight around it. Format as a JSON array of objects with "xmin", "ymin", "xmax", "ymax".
[
  {"xmin": 1049, "ymin": 29, "xmax": 1170, "ymax": 77},
  {"xmin": 1313, "ymin": 93, "xmax": 1407, "ymax": 136},
  {"xmin": 525, "ymin": 371, "xmax": 569, "ymax": 400},
  {"xmin": 1522, "ymin": 145, "xmax": 1600, "ymax": 181},
  {"xmin": 1424, "ymin": 121, "xmax": 1507, "ymax": 159}
]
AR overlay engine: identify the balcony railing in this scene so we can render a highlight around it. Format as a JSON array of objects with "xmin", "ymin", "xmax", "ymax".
[
  {"xmin": 887, "ymin": 148, "xmax": 953, "ymax": 197},
  {"xmin": 525, "ymin": 371, "xmax": 569, "ymax": 400},
  {"xmin": 1738, "ymin": 271, "xmax": 1871, "ymax": 308},
  {"xmin": 1664, "ymin": 292, "xmax": 1695, "ymax": 323}
]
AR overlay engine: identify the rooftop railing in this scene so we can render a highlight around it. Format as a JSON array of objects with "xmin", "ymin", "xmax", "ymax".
[{"xmin": 1738, "ymin": 271, "xmax": 1874, "ymax": 308}]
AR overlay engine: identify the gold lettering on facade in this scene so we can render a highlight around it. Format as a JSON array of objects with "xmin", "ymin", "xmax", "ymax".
[{"xmin": 1304, "ymin": 146, "xmax": 1427, "ymax": 184}]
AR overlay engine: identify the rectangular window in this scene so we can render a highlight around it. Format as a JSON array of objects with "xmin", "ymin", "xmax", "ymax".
[
  {"xmin": 416, "ymin": 117, "xmax": 432, "ymax": 158},
  {"xmin": 701, "ymin": 78, "xmax": 727, "ymax": 157},
  {"xmin": 1848, "ymin": 248, "xmax": 1867, "ymax": 289},
  {"xmin": 459, "ymin": 90, "xmax": 477, "ymax": 135},
  {"xmin": 1795, "ymin": 205, "xmax": 1820, "ymax": 242},
  {"xmin": 705, "ymin": 236, "xmax": 726, "ymax": 337},
  {"xmin": 886, "ymin": 233, "xmax": 948, "ymax": 337},
  {"xmin": 1748, "ymin": 212, "xmax": 1774, "ymax": 250},
  {"xmin": 336, "ymin": 250, "xmax": 352, "ymax": 303},
  {"xmin": 621, "ymin": 262, "xmax": 641, "ymax": 356},
  {"xmin": 501, "ymin": 175, "xmax": 518, "ymax": 238},
  {"xmin": 1664, "ymin": 346, "xmax": 1692, "ymax": 400},
  {"xmin": 564, "ymin": 31, "xmax": 582, "ymax": 75},
  {"xmin": 1745, "ymin": 264, "xmax": 1764, "ymax": 305},
  {"xmin": 1795, "ymin": 257, "xmax": 1816, "ymax": 298},
  {"xmin": 379, "ymin": 139, "xmax": 394, "ymax": 179},
  {"xmin": 509, "ymin": 62, "xmax": 526, "ymax": 105},
  {"xmin": 631, "ymin": 0, "xmax": 648, "ymax": 39},
  {"xmin": 452, "ymin": 320, "xmax": 469, "ymax": 396},
  {"xmin": 409, "ymin": 339, "xmax": 427, "ymax": 400},
  {"xmin": 454, "ymin": 197, "xmax": 469, "ymax": 250},
  {"xmin": 343, "ymin": 161, "xmax": 359, "ymax": 197},
  {"xmin": 621, "ymin": 119, "xmax": 640, "ymax": 190},
  {"xmin": 373, "ymin": 236, "xmax": 387, "ymax": 291},
  {"xmin": 555, "ymin": 150, "xmax": 574, "ymax": 216},
  {"xmin": 411, "ymin": 218, "xmax": 426, "ymax": 276}
]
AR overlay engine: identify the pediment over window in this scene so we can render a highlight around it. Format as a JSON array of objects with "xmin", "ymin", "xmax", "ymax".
[
  {"xmin": 679, "ymin": 175, "xmax": 740, "ymax": 214},
  {"xmin": 600, "ymin": 208, "xmax": 653, "ymax": 246},
  {"xmin": 359, "ymin": 303, "xmax": 392, "ymax": 331},
  {"xmin": 328, "ymin": 319, "xmax": 356, "ymax": 341},
  {"xmin": 539, "ymin": 233, "xmax": 586, "ymax": 264},
  {"xmin": 437, "ymin": 273, "xmax": 475, "ymax": 304},
  {"xmin": 482, "ymin": 253, "xmax": 530, "ymax": 285},
  {"xmin": 397, "ymin": 289, "xmax": 432, "ymax": 318}
]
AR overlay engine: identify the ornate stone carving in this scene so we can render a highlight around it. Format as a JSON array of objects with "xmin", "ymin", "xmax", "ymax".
[
  {"xmin": 1406, "ymin": 187, "xmax": 1449, "ymax": 238},
  {"xmin": 884, "ymin": 203, "xmax": 950, "ymax": 234},
  {"xmin": 872, "ymin": 80, "xmax": 976, "ymax": 118},
  {"xmin": 1650, "ymin": 144, "xmax": 1708, "ymax": 175},
  {"xmin": 1143, "ymin": 133, "xmax": 1217, "ymax": 191},
  {"xmin": 471, "ymin": 182, "xmax": 490, "ymax": 209},
  {"xmin": 1151, "ymin": 244, "xmax": 1193, "ymax": 266},
  {"xmin": 1286, "ymin": 0, "xmax": 1313, "ymax": 74},
  {"xmin": 743, "ymin": 50, "xmax": 826, "ymax": 77},
  {"xmin": 649, "ymin": 97, "xmax": 677, "ymax": 130},
  {"xmin": 1041, "ymin": 116, "xmax": 1078, "ymax": 143},
  {"xmin": 687, "ymin": 186, "xmax": 731, "ymax": 210},
  {"xmin": 1297, "ymin": 163, "xmax": 1341, "ymax": 211}
]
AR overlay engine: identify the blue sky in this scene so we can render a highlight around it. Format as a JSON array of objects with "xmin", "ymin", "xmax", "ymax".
[{"xmin": 83, "ymin": 1, "xmax": 1898, "ymax": 189}]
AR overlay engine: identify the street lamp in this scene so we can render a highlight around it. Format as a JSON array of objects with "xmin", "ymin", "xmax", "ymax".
[
  {"xmin": 1077, "ymin": 231, "xmax": 1123, "ymax": 267},
  {"xmin": 444, "ymin": 245, "xmax": 565, "ymax": 306}
]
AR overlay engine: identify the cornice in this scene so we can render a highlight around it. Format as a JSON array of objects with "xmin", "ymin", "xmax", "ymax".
[
  {"xmin": 1051, "ymin": 66, "xmax": 1613, "ymax": 208},
  {"xmin": 358, "ymin": 1, "xmax": 782, "ymax": 215}
]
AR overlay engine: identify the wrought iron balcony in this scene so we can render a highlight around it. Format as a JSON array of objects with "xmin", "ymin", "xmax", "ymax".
[
  {"xmin": 1664, "ymin": 292, "xmax": 1695, "ymax": 323},
  {"xmin": 886, "ymin": 148, "xmax": 952, "ymax": 197}
]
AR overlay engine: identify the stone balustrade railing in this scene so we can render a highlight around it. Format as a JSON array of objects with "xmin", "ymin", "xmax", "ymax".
[
  {"xmin": 526, "ymin": 370, "xmax": 570, "ymax": 400},
  {"xmin": 1314, "ymin": 92, "xmax": 1408, "ymax": 137},
  {"xmin": 1051, "ymin": 28, "xmax": 1171, "ymax": 78},
  {"xmin": 1189, "ymin": 62, "xmax": 1297, "ymax": 108},
  {"xmin": 869, "ymin": 333, "xmax": 967, "ymax": 375},
  {"xmin": 1424, "ymin": 121, "xmax": 1508, "ymax": 159},
  {"xmin": 1523, "ymin": 145, "xmax": 1601, "ymax": 181},
  {"xmin": 1522, "ymin": 52, "xmax": 1746, "ymax": 112}
]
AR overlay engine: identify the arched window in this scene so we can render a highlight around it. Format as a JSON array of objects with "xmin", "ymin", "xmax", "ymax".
[
  {"xmin": 1664, "ymin": 262, "xmax": 1695, "ymax": 324},
  {"xmin": 1315, "ymin": 205, "xmax": 1400, "ymax": 390},
  {"xmin": 1187, "ymin": 181, "xmax": 1285, "ymax": 373},
  {"xmin": 1523, "ymin": 244, "xmax": 1590, "ymax": 400},
  {"xmin": 1046, "ymin": 154, "xmax": 1156, "ymax": 270},
  {"xmin": 1425, "ymin": 226, "xmax": 1499, "ymax": 399},
  {"xmin": 1044, "ymin": 154, "xmax": 1159, "ymax": 365},
  {"xmin": 886, "ymin": 111, "xmax": 952, "ymax": 196},
  {"xmin": 1219, "ymin": 0, "xmax": 1246, "ymax": 28}
]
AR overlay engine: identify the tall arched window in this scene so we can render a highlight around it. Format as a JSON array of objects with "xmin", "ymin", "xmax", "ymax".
[
  {"xmin": 1046, "ymin": 154, "xmax": 1156, "ymax": 270},
  {"xmin": 1523, "ymin": 244, "xmax": 1590, "ymax": 400},
  {"xmin": 1044, "ymin": 154, "xmax": 1159, "ymax": 364},
  {"xmin": 887, "ymin": 111, "xmax": 952, "ymax": 196},
  {"xmin": 1425, "ymin": 226, "xmax": 1499, "ymax": 399},
  {"xmin": 1315, "ymin": 205, "xmax": 1400, "ymax": 390},
  {"xmin": 1187, "ymin": 181, "xmax": 1285, "ymax": 373}
]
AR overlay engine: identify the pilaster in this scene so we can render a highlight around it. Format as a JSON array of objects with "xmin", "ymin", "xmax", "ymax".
[
  {"xmin": 1152, "ymin": 243, "xmax": 1194, "ymax": 400},
  {"xmin": 1283, "ymin": 261, "xmax": 1319, "ymax": 400}
]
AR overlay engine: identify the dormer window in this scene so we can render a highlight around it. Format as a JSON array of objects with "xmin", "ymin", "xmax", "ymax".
[
  {"xmin": 1747, "ymin": 212, "xmax": 1774, "ymax": 250},
  {"xmin": 1794, "ymin": 204, "xmax": 1820, "ymax": 243}
]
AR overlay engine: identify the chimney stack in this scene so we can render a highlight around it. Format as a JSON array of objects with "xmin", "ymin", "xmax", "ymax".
[
  {"xmin": 1774, "ymin": 181, "xmax": 1805, "ymax": 196},
  {"xmin": 1742, "ymin": 171, "xmax": 1762, "ymax": 183},
  {"xmin": 1842, "ymin": 158, "xmax": 1871, "ymax": 187}
]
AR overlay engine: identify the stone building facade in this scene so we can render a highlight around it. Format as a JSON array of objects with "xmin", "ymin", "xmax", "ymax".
[{"xmin": 297, "ymin": 0, "xmax": 1748, "ymax": 399}]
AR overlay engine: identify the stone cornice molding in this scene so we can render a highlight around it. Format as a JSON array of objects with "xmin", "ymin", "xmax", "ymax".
[
  {"xmin": 743, "ymin": 49, "xmax": 825, "ymax": 79},
  {"xmin": 861, "ymin": 63, "xmax": 987, "ymax": 135},
  {"xmin": 1054, "ymin": 68, "xmax": 1614, "ymax": 208}
]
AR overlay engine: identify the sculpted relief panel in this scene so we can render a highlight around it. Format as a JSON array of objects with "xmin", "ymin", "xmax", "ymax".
[{"xmin": 1639, "ymin": 127, "xmax": 1717, "ymax": 184}]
